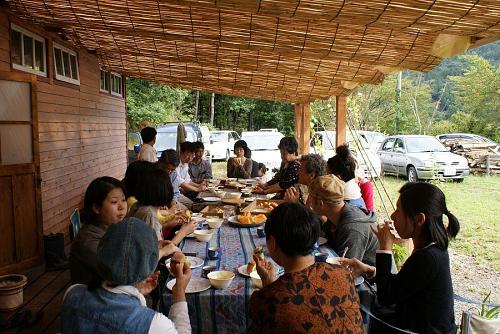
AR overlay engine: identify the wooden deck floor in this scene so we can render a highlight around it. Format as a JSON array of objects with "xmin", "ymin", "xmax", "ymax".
[{"xmin": 0, "ymin": 268, "xmax": 70, "ymax": 334}]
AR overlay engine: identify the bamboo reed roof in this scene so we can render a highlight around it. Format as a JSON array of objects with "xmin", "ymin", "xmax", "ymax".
[{"xmin": 6, "ymin": 0, "xmax": 500, "ymax": 102}]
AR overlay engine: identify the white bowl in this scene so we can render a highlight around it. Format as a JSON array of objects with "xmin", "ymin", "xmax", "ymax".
[
  {"xmin": 215, "ymin": 190, "xmax": 226, "ymax": 198},
  {"xmin": 193, "ymin": 230, "xmax": 214, "ymax": 242},
  {"xmin": 227, "ymin": 178, "xmax": 237, "ymax": 182},
  {"xmin": 249, "ymin": 271, "xmax": 262, "ymax": 288},
  {"xmin": 326, "ymin": 257, "xmax": 346, "ymax": 265},
  {"xmin": 191, "ymin": 213, "xmax": 203, "ymax": 218},
  {"xmin": 225, "ymin": 192, "xmax": 242, "ymax": 199},
  {"xmin": 207, "ymin": 270, "xmax": 235, "ymax": 289},
  {"xmin": 206, "ymin": 217, "xmax": 223, "ymax": 229}
]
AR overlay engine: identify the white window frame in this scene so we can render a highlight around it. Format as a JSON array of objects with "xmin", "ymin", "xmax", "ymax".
[
  {"xmin": 53, "ymin": 42, "xmax": 80, "ymax": 85},
  {"xmin": 10, "ymin": 24, "xmax": 47, "ymax": 77},
  {"xmin": 100, "ymin": 69, "xmax": 109, "ymax": 93},
  {"xmin": 110, "ymin": 72, "xmax": 123, "ymax": 97}
]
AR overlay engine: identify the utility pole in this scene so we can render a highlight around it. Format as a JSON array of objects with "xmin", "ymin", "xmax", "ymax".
[
  {"xmin": 209, "ymin": 92, "xmax": 215, "ymax": 126},
  {"xmin": 194, "ymin": 91, "xmax": 199, "ymax": 121},
  {"xmin": 395, "ymin": 71, "xmax": 402, "ymax": 132}
]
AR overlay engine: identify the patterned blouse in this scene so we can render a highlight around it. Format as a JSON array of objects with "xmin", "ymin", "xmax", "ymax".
[
  {"xmin": 267, "ymin": 159, "xmax": 300, "ymax": 198},
  {"xmin": 249, "ymin": 262, "xmax": 364, "ymax": 334}
]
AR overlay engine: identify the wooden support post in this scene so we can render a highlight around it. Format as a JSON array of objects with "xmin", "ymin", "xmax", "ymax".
[
  {"xmin": 335, "ymin": 96, "xmax": 347, "ymax": 147},
  {"xmin": 294, "ymin": 103, "xmax": 310, "ymax": 155}
]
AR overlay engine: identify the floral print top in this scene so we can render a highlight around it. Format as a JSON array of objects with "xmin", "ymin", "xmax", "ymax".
[
  {"xmin": 249, "ymin": 262, "xmax": 364, "ymax": 334},
  {"xmin": 267, "ymin": 159, "xmax": 300, "ymax": 198}
]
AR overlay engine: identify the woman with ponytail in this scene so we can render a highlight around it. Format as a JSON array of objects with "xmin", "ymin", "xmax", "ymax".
[
  {"xmin": 342, "ymin": 182, "xmax": 459, "ymax": 334},
  {"xmin": 327, "ymin": 144, "xmax": 367, "ymax": 209}
]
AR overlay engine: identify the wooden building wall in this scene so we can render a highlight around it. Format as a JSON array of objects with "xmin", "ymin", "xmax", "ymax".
[{"xmin": 0, "ymin": 9, "xmax": 127, "ymax": 238}]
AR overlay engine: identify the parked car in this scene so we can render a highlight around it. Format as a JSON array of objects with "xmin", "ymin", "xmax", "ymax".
[
  {"xmin": 209, "ymin": 130, "xmax": 240, "ymax": 161},
  {"xmin": 127, "ymin": 122, "xmax": 211, "ymax": 163},
  {"xmin": 258, "ymin": 128, "xmax": 279, "ymax": 132},
  {"xmin": 358, "ymin": 130, "xmax": 387, "ymax": 153},
  {"xmin": 378, "ymin": 135, "xmax": 470, "ymax": 182},
  {"xmin": 241, "ymin": 131, "xmax": 285, "ymax": 179},
  {"xmin": 309, "ymin": 131, "xmax": 382, "ymax": 178}
]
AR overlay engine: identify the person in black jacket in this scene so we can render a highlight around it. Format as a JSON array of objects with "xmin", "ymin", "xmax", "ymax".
[{"xmin": 342, "ymin": 182, "xmax": 459, "ymax": 334}]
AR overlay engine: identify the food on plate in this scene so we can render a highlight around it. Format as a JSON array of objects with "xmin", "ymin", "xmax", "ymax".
[
  {"xmin": 254, "ymin": 246, "xmax": 265, "ymax": 260},
  {"xmin": 236, "ymin": 212, "xmax": 267, "ymax": 224},
  {"xmin": 247, "ymin": 261, "xmax": 256, "ymax": 273},
  {"xmin": 256, "ymin": 201, "xmax": 279, "ymax": 210},
  {"xmin": 170, "ymin": 252, "xmax": 190, "ymax": 276}
]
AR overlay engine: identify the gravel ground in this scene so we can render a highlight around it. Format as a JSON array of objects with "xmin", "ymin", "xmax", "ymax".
[{"xmin": 450, "ymin": 248, "xmax": 499, "ymax": 322}]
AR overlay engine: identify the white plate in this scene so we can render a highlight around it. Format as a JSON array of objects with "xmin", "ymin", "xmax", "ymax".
[
  {"xmin": 318, "ymin": 237, "xmax": 328, "ymax": 246},
  {"xmin": 237, "ymin": 264, "xmax": 255, "ymax": 277},
  {"xmin": 165, "ymin": 256, "xmax": 204, "ymax": 269},
  {"xmin": 251, "ymin": 208, "xmax": 269, "ymax": 214},
  {"xmin": 202, "ymin": 197, "xmax": 220, "ymax": 202},
  {"xmin": 245, "ymin": 197, "xmax": 256, "ymax": 202},
  {"xmin": 166, "ymin": 277, "xmax": 211, "ymax": 293}
]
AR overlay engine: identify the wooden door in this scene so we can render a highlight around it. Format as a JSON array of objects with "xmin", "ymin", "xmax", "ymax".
[{"xmin": 0, "ymin": 72, "xmax": 43, "ymax": 275}]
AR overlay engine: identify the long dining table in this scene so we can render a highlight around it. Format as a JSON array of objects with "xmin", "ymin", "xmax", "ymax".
[{"xmin": 159, "ymin": 218, "xmax": 341, "ymax": 334}]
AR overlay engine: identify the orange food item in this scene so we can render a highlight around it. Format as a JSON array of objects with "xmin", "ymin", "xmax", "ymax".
[
  {"xmin": 237, "ymin": 215, "xmax": 253, "ymax": 224},
  {"xmin": 253, "ymin": 214, "xmax": 267, "ymax": 224}
]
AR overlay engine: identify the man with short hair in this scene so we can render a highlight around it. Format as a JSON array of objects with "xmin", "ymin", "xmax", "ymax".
[
  {"xmin": 189, "ymin": 141, "xmax": 212, "ymax": 183},
  {"xmin": 158, "ymin": 149, "xmax": 190, "ymax": 210},
  {"xmin": 176, "ymin": 141, "xmax": 206, "ymax": 200},
  {"xmin": 309, "ymin": 174, "xmax": 379, "ymax": 266},
  {"xmin": 138, "ymin": 127, "xmax": 158, "ymax": 162}
]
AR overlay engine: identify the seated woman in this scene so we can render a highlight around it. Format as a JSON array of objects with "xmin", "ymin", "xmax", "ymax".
[
  {"xmin": 128, "ymin": 166, "xmax": 196, "ymax": 244},
  {"xmin": 327, "ymin": 144, "xmax": 366, "ymax": 209},
  {"xmin": 254, "ymin": 137, "xmax": 300, "ymax": 199},
  {"xmin": 70, "ymin": 177, "xmax": 127, "ymax": 285},
  {"xmin": 227, "ymin": 140, "xmax": 252, "ymax": 179},
  {"xmin": 249, "ymin": 202, "xmax": 364, "ymax": 334},
  {"xmin": 62, "ymin": 218, "xmax": 192, "ymax": 333},
  {"xmin": 284, "ymin": 153, "xmax": 326, "ymax": 204},
  {"xmin": 123, "ymin": 160, "xmax": 157, "ymax": 211},
  {"xmin": 343, "ymin": 182, "xmax": 459, "ymax": 334}
]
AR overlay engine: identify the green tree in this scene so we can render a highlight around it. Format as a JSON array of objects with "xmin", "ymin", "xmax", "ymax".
[
  {"xmin": 126, "ymin": 79, "xmax": 191, "ymax": 130},
  {"xmin": 445, "ymin": 56, "xmax": 500, "ymax": 141}
]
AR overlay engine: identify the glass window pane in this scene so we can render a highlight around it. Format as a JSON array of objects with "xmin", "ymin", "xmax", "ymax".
[
  {"xmin": 54, "ymin": 48, "xmax": 63, "ymax": 76},
  {"xmin": 11, "ymin": 30, "xmax": 22, "ymax": 65},
  {"xmin": 117, "ymin": 77, "xmax": 121, "ymax": 94},
  {"xmin": 23, "ymin": 35, "xmax": 33, "ymax": 68},
  {"xmin": 70, "ymin": 55, "xmax": 78, "ymax": 79},
  {"xmin": 62, "ymin": 51, "xmax": 70, "ymax": 77},
  {"xmin": 0, "ymin": 80, "xmax": 31, "ymax": 122},
  {"xmin": 34, "ymin": 40, "xmax": 44, "ymax": 72},
  {"xmin": 0, "ymin": 124, "xmax": 33, "ymax": 165}
]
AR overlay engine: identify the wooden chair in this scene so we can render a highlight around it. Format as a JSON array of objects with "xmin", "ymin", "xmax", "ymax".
[{"xmin": 69, "ymin": 208, "xmax": 81, "ymax": 240}]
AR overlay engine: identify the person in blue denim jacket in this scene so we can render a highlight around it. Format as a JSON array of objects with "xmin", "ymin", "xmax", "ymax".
[{"xmin": 61, "ymin": 217, "xmax": 192, "ymax": 334}]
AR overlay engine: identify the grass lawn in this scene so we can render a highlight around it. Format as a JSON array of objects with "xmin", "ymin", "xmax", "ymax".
[
  {"xmin": 212, "ymin": 161, "xmax": 499, "ymax": 271},
  {"xmin": 373, "ymin": 175, "xmax": 500, "ymax": 271}
]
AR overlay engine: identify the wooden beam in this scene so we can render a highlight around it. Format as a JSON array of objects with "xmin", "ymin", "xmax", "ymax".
[
  {"xmin": 335, "ymin": 96, "xmax": 346, "ymax": 147},
  {"xmin": 294, "ymin": 103, "xmax": 310, "ymax": 155}
]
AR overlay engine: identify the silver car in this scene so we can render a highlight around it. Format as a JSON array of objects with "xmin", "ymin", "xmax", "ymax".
[{"xmin": 378, "ymin": 135, "xmax": 470, "ymax": 182}]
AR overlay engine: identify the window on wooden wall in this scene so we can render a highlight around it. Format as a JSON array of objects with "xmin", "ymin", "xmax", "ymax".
[
  {"xmin": 110, "ymin": 72, "xmax": 123, "ymax": 97},
  {"xmin": 100, "ymin": 69, "xmax": 109, "ymax": 92},
  {"xmin": 10, "ymin": 24, "xmax": 47, "ymax": 77},
  {"xmin": 53, "ymin": 42, "xmax": 80, "ymax": 85}
]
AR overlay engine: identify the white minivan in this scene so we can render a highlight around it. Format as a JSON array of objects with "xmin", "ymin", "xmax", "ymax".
[
  {"xmin": 310, "ymin": 131, "xmax": 382, "ymax": 178},
  {"xmin": 241, "ymin": 131, "xmax": 285, "ymax": 179},
  {"xmin": 209, "ymin": 130, "xmax": 240, "ymax": 161}
]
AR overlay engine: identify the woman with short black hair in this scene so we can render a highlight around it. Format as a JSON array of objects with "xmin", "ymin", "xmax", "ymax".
[
  {"xmin": 254, "ymin": 137, "xmax": 300, "ymax": 199},
  {"xmin": 343, "ymin": 182, "xmax": 459, "ymax": 333},
  {"xmin": 249, "ymin": 202, "xmax": 364, "ymax": 333},
  {"xmin": 227, "ymin": 139, "xmax": 253, "ymax": 179}
]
